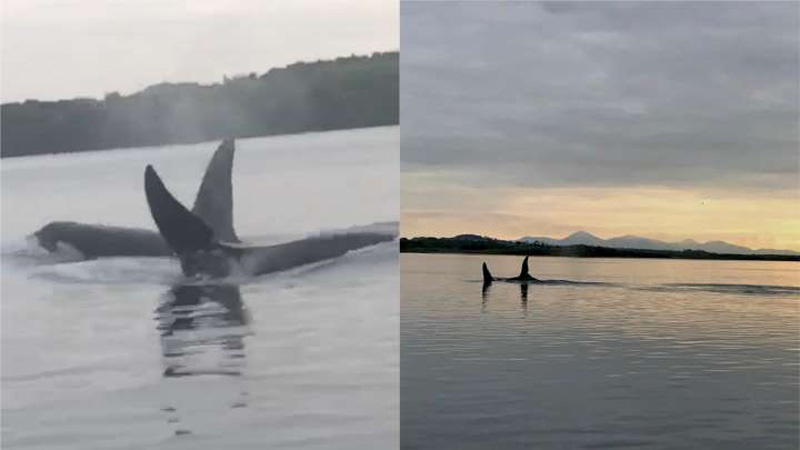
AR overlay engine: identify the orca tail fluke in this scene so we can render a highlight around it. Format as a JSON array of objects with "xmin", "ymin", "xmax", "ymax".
[
  {"xmin": 518, "ymin": 256, "xmax": 530, "ymax": 278},
  {"xmin": 482, "ymin": 262, "xmax": 494, "ymax": 284},
  {"xmin": 192, "ymin": 139, "xmax": 239, "ymax": 243},
  {"xmin": 145, "ymin": 165, "xmax": 215, "ymax": 255}
]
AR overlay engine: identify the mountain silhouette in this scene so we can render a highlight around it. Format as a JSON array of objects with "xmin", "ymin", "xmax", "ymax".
[{"xmin": 518, "ymin": 231, "xmax": 798, "ymax": 256}]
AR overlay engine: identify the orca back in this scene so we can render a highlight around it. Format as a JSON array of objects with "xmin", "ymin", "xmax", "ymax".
[
  {"xmin": 518, "ymin": 256, "xmax": 530, "ymax": 278},
  {"xmin": 482, "ymin": 262, "xmax": 494, "ymax": 284},
  {"xmin": 192, "ymin": 139, "xmax": 239, "ymax": 243}
]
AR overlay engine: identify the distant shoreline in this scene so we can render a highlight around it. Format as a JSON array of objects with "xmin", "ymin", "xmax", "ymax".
[
  {"xmin": 1, "ymin": 124, "xmax": 395, "ymax": 160},
  {"xmin": 400, "ymin": 237, "xmax": 800, "ymax": 262},
  {"xmin": 1, "ymin": 52, "xmax": 398, "ymax": 158}
]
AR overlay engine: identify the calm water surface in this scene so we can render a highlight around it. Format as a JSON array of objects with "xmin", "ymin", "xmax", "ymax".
[
  {"xmin": 2, "ymin": 127, "xmax": 399, "ymax": 449},
  {"xmin": 401, "ymin": 253, "xmax": 799, "ymax": 450}
]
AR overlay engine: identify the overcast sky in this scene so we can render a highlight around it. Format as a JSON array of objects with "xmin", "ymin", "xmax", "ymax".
[
  {"xmin": 401, "ymin": 1, "xmax": 799, "ymax": 250},
  {"xmin": 2, "ymin": 0, "xmax": 398, "ymax": 102}
]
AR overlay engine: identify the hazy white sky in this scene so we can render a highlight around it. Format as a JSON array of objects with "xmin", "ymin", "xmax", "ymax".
[{"xmin": 1, "ymin": 0, "xmax": 398, "ymax": 102}]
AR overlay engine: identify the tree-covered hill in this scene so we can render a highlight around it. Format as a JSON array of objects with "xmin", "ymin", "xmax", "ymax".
[
  {"xmin": 1, "ymin": 52, "xmax": 398, "ymax": 158},
  {"xmin": 400, "ymin": 235, "xmax": 800, "ymax": 262}
]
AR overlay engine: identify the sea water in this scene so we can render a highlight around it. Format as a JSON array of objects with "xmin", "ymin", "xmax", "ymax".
[
  {"xmin": 2, "ymin": 127, "xmax": 399, "ymax": 449},
  {"xmin": 401, "ymin": 253, "xmax": 799, "ymax": 450}
]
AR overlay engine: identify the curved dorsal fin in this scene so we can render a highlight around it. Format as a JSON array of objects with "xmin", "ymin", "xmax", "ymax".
[
  {"xmin": 192, "ymin": 139, "xmax": 239, "ymax": 242},
  {"xmin": 482, "ymin": 262, "xmax": 494, "ymax": 284},
  {"xmin": 518, "ymin": 256, "xmax": 530, "ymax": 278},
  {"xmin": 145, "ymin": 165, "xmax": 215, "ymax": 255}
]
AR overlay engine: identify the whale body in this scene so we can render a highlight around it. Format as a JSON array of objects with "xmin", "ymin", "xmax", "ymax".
[
  {"xmin": 30, "ymin": 137, "xmax": 396, "ymax": 278},
  {"xmin": 482, "ymin": 256, "xmax": 540, "ymax": 285},
  {"xmin": 33, "ymin": 221, "xmax": 169, "ymax": 258},
  {"xmin": 143, "ymin": 164, "xmax": 396, "ymax": 278},
  {"xmin": 32, "ymin": 140, "xmax": 238, "ymax": 259}
]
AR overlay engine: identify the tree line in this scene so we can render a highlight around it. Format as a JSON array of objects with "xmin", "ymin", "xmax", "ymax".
[
  {"xmin": 400, "ymin": 236, "xmax": 800, "ymax": 262},
  {"xmin": 1, "ymin": 52, "xmax": 399, "ymax": 157}
]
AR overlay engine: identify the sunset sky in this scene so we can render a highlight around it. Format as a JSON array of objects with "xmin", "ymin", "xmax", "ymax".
[{"xmin": 401, "ymin": 2, "xmax": 799, "ymax": 251}]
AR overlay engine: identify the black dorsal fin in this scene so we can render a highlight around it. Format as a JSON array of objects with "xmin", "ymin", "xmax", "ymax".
[
  {"xmin": 518, "ymin": 256, "xmax": 530, "ymax": 278},
  {"xmin": 192, "ymin": 139, "xmax": 239, "ymax": 242},
  {"xmin": 482, "ymin": 262, "xmax": 494, "ymax": 283},
  {"xmin": 145, "ymin": 165, "xmax": 215, "ymax": 255}
]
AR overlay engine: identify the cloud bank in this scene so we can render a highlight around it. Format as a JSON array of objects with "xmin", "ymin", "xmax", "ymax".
[
  {"xmin": 401, "ymin": 2, "xmax": 798, "ymax": 190},
  {"xmin": 401, "ymin": 1, "xmax": 799, "ymax": 249}
]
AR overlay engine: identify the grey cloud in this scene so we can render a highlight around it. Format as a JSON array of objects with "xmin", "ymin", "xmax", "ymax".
[{"xmin": 401, "ymin": 1, "xmax": 799, "ymax": 189}]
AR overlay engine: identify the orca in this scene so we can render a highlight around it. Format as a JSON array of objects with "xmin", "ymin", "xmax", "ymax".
[
  {"xmin": 143, "ymin": 164, "xmax": 396, "ymax": 278},
  {"xmin": 32, "ymin": 140, "xmax": 238, "ymax": 259},
  {"xmin": 482, "ymin": 256, "xmax": 540, "ymax": 285},
  {"xmin": 33, "ymin": 221, "xmax": 170, "ymax": 257}
]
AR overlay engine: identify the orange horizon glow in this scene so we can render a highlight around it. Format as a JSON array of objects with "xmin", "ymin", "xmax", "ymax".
[{"xmin": 401, "ymin": 184, "xmax": 800, "ymax": 251}]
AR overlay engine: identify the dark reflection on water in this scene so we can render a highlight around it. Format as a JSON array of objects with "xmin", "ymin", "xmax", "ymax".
[
  {"xmin": 154, "ymin": 283, "xmax": 252, "ymax": 435},
  {"xmin": 155, "ymin": 283, "xmax": 251, "ymax": 378},
  {"xmin": 482, "ymin": 283, "xmax": 531, "ymax": 313}
]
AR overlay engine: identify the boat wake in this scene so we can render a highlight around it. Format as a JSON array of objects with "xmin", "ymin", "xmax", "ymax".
[
  {"xmin": 3, "ymin": 236, "xmax": 397, "ymax": 287},
  {"xmin": 642, "ymin": 283, "xmax": 800, "ymax": 297}
]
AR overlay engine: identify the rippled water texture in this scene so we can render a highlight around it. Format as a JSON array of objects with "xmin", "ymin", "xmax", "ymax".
[
  {"xmin": 2, "ymin": 127, "xmax": 399, "ymax": 449},
  {"xmin": 401, "ymin": 253, "xmax": 799, "ymax": 450}
]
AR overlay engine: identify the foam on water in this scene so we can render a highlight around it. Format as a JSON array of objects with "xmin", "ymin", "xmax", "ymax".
[{"xmin": 28, "ymin": 257, "xmax": 183, "ymax": 286}]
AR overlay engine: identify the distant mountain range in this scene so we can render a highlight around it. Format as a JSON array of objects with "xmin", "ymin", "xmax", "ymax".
[{"xmin": 517, "ymin": 231, "xmax": 799, "ymax": 256}]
